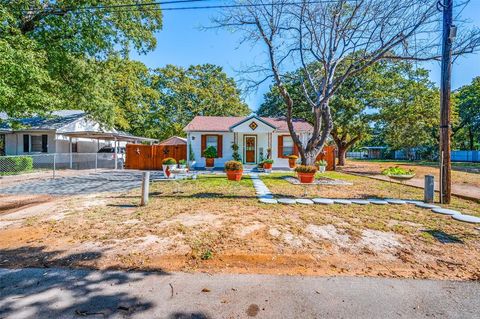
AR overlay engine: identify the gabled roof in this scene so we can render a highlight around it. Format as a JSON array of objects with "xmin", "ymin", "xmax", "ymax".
[
  {"xmin": 229, "ymin": 115, "xmax": 277, "ymax": 130},
  {"xmin": 184, "ymin": 116, "xmax": 313, "ymax": 132},
  {"xmin": 159, "ymin": 136, "xmax": 187, "ymax": 145},
  {"xmin": 0, "ymin": 110, "xmax": 86, "ymax": 131}
]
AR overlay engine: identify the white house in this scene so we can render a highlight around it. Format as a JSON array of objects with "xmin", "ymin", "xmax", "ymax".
[
  {"xmin": 0, "ymin": 110, "xmax": 156, "ymax": 156},
  {"xmin": 184, "ymin": 115, "xmax": 313, "ymax": 168}
]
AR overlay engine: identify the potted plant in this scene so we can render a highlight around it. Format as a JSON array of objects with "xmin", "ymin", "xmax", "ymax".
[
  {"xmin": 382, "ymin": 166, "xmax": 416, "ymax": 181},
  {"xmin": 203, "ymin": 146, "xmax": 217, "ymax": 169},
  {"xmin": 262, "ymin": 159, "xmax": 274, "ymax": 170},
  {"xmin": 294, "ymin": 165, "xmax": 318, "ymax": 184},
  {"xmin": 178, "ymin": 159, "xmax": 187, "ymax": 169},
  {"xmin": 315, "ymin": 159, "xmax": 327, "ymax": 173},
  {"xmin": 288, "ymin": 155, "xmax": 298, "ymax": 169},
  {"xmin": 224, "ymin": 160, "xmax": 243, "ymax": 181},
  {"xmin": 162, "ymin": 157, "xmax": 177, "ymax": 178}
]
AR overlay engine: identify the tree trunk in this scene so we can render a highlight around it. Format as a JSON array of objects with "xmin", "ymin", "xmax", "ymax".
[{"xmin": 337, "ymin": 146, "xmax": 347, "ymax": 166}]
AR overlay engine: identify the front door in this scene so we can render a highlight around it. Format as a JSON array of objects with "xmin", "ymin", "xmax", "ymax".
[{"xmin": 244, "ymin": 136, "xmax": 256, "ymax": 164}]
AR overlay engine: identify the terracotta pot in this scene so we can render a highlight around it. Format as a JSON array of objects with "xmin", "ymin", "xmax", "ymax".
[
  {"xmin": 205, "ymin": 158, "xmax": 215, "ymax": 168},
  {"xmin": 297, "ymin": 172, "xmax": 316, "ymax": 184},
  {"xmin": 226, "ymin": 170, "xmax": 243, "ymax": 181},
  {"xmin": 288, "ymin": 159, "xmax": 297, "ymax": 169},
  {"xmin": 263, "ymin": 163, "xmax": 273, "ymax": 170}
]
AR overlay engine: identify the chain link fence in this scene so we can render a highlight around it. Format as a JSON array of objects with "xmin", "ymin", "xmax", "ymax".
[{"xmin": 0, "ymin": 153, "xmax": 122, "ymax": 177}]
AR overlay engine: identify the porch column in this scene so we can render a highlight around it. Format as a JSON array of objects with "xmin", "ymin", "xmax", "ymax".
[
  {"xmin": 186, "ymin": 133, "xmax": 190, "ymax": 163},
  {"xmin": 69, "ymin": 137, "xmax": 73, "ymax": 169},
  {"xmin": 114, "ymin": 137, "xmax": 118, "ymax": 169}
]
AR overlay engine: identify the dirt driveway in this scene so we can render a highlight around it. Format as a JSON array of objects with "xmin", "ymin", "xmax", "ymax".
[{"xmin": 340, "ymin": 160, "xmax": 480, "ymax": 201}]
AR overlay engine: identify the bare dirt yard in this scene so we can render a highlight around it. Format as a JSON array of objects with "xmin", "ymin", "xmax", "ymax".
[
  {"xmin": 0, "ymin": 172, "xmax": 479, "ymax": 281},
  {"xmin": 340, "ymin": 160, "xmax": 480, "ymax": 201}
]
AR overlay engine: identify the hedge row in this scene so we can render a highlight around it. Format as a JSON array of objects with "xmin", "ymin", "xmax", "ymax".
[{"xmin": 0, "ymin": 156, "xmax": 34, "ymax": 175}]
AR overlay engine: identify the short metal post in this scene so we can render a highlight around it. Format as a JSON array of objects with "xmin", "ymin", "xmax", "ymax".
[
  {"xmin": 53, "ymin": 154, "xmax": 56, "ymax": 179},
  {"xmin": 95, "ymin": 153, "xmax": 98, "ymax": 171},
  {"xmin": 141, "ymin": 171, "xmax": 150, "ymax": 206},
  {"xmin": 424, "ymin": 175, "xmax": 435, "ymax": 203}
]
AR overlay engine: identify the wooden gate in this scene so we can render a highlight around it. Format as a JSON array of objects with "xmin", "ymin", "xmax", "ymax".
[
  {"xmin": 125, "ymin": 144, "xmax": 187, "ymax": 170},
  {"xmin": 316, "ymin": 145, "xmax": 336, "ymax": 171}
]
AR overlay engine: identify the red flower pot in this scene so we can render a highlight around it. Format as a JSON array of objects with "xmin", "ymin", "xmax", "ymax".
[
  {"xmin": 205, "ymin": 158, "xmax": 215, "ymax": 168},
  {"xmin": 297, "ymin": 172, "xmax": 316, "ymax": 184},
  {"xmin": 263, "ymin": 163, "xmax": 272, "ymax": 170},
  {"xmin": 226, "ymin": 170, "xmax": 243, "ymax": 181},
  {"xmin": 288, "ymin": 159, "xmax": 297, "ymax": 169}
]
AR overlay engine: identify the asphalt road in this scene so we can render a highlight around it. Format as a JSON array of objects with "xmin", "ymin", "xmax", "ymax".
[{"xmin": 0, "ymin": 268, "xmax": 479, "ymax": 318}]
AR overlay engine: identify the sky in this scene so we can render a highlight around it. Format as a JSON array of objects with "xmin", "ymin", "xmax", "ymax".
[{"xmin": 132, "ymin": 0, "xmax": 480, "ymax": 111}]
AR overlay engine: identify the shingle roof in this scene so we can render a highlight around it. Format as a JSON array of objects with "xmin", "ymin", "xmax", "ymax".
[
  {"xmin": 159, "ymin": 136, "xmax": 187, "ymax": 145},
  {"xmin": 0, "ymin": 110, "xmax": 86, "ymax": 131},
  {"xmin": 184, "ymin": 116, "xmax": 313, "ymax": 132}
]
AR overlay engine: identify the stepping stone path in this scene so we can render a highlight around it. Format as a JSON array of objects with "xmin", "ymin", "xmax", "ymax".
[
  {"xmin": 249, "ymin": 175, "xmax": 478, "ymax": 226},
  {"xmin": 312, "ymin": 198, "xmax": 334, "ymax": 205},
  {"xmin": 296, "ymin": 199, "xmax": 314, "ymax": 205},
  {"xmin": 351, "ymin": 199, "xmax": 370, "ymax": 205},
  {"xmin": 415, "ymin": 203, "xmax": 440, "ymax": 209},
  {"xmin": 259, "ymin": 198, "xmax": 278, "ymax": 204},
  {"xmin": 385, "ymin": 199, "xmax": 407, "ymax": 205},
  {"xmin": 452, "ymin": 214, "xmax": 480, "ymax": 224},
  {"xmin": 333, "ymin": 199, "xmax": 352, "ymax": 205},
  {"xmin": 369, "ymin": 199, "xmax": 389, "ymax": 205},
  {"xmin": 431, "ymin": 208, "xmax": 461, "ymax": 216},
  {"xmin": 278, "ymin": 198, "xmax": 297, "ymax": 205}
]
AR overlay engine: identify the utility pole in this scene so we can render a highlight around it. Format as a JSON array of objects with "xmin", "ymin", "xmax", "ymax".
[{"xmin": 439, "ymin": 0, "xmax": 455, "ymax": 204}]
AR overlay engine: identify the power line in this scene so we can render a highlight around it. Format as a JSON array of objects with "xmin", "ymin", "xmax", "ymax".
[{"xmin": 23, "ymin": 0, "xmax": 357, "ymax": 14}]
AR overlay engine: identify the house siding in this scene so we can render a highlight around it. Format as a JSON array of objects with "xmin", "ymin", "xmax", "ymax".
[{"xmin": 188, "ymin": 131, "xmax": 311, "ymax": 168}]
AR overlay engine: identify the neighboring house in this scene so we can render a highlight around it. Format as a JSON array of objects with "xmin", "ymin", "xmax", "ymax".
[
  {"xmin": 184, "ymin": 115, "xmax": 313, "ymax": 168},
  {"xmin": 0, "ymin": 110, "xmax": 155, "ymax": 156}
]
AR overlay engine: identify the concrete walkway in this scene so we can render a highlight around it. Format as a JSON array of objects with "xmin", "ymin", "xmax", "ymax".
[
  {"xmin": 1, "ymin": 268, "xmax": 479, "ymax": 318},
  {"xmin": 0, "ymin": 171, "xmax": 165, "ymax": 196}
]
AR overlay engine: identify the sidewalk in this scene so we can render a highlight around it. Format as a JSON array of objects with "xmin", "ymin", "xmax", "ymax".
[{"xmin": 1, "ymin": 268, "xmax": 479, "ymax": 318}]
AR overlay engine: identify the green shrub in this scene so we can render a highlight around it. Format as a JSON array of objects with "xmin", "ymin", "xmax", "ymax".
[
  {"xmin": 262, "ymin": 159, "xmax": 274, "ymax": 164},
  {"xmin": 203, "ymin": 146, "xmax": 217, "ymax": 158},
  {"xmin": 178, "ymin": 159, "xmax": 187, "ymax": 165},
  {"xmin": 294, "ymin": 165, "xmax": 318, "ymax": 173},
  {"xmin": 382, "ymin": 166, "xmax": 415, "ymax": 176},
  {"xmin": 224, "ymin": 160, "xmax": 243, "ymax": 171},
  {"xmin": 162, "ymin": 157, "xmax": 177, "ymax": 165},
  {"xmin": 0, "ymin": 156, "xmax": 33, "ymax": 175}
]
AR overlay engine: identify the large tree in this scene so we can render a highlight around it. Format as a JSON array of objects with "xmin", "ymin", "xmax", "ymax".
[
  {"xmin": 215, "ymin": 0, "xmax": 480, "ymax": 165},
  {"xmin": 1, "ymin": 1, "xmax": 163, "ymax": 125},
  {"xmin": 371, "ymin": 63, "xmax": 440, "ymax": 153},
  {"xmin": 131, "ymin": 64, "xmax": 250, "ymax": 140},
  {"xmin": 453, "ymin": 77, "xmax": 480, "ymax": 150}
]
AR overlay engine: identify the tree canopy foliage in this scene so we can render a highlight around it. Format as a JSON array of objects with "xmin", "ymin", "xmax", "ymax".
[
  {"xmin": 125, "ymin": 64, "xmax": 250, "ymax": 141},
  {"xmin": 259, "ymin": 61, "xmax": 440, "ymax": 164},
  {"xmin": 453, "ymin": 77, "xmax": 480, "ymax": 150},
  {"xmin": 0, "ymin": 0, "xmax": 163, "ymax": 125}
]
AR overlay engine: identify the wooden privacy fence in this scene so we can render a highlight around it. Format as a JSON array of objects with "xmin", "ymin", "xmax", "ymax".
[
  {"xmin": 316, "ymin": 145, "xmax": 336, "ymax": 171},
  {"xmin": 125, "ymin": 144, "xmax": 187, "ymax": 170}
]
